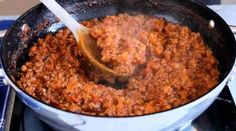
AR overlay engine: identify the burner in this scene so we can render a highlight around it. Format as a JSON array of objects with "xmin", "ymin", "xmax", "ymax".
[{"xmin": 20, "ymin": 108, "xmax": 54, "ymax": 131}]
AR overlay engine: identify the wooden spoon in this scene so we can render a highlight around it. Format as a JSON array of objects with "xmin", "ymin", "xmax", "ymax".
[{"xmin": 40, "ymin": 0, "xmax": 129, "ymax": 78}]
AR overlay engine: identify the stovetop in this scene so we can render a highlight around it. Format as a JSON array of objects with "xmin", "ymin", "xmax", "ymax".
[{"xmin": 193, "ymin": 87, "xmax": 236, "ymax": 131}]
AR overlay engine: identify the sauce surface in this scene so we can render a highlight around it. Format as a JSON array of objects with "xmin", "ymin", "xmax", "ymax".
[{"xmin": 19, "ymin": 14, "xmax": 219, "ymax": 116}]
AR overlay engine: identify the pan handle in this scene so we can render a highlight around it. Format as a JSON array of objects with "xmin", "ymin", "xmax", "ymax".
[{"xmin": 229, "ymin": 25, "xmax": 236, "ymax": 34}]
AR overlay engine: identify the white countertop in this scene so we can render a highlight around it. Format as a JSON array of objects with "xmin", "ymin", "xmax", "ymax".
[{"xmin": 210, "ymin": 5, "xmax": 236, "ymax": 25}]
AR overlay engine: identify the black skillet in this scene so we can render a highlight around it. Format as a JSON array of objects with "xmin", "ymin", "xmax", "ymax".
[{"xmin": 0, "ymin": 0, "xmax": 235, "ymax": 115}]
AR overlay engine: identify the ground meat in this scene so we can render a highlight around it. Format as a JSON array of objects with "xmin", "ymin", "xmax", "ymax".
[{"xmin": 19, "ymin": 14, "xmax": 219, "ymax": 116}]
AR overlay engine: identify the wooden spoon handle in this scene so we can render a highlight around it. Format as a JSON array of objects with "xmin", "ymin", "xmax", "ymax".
[{"xmin": 40, "ymin": 0, "xmax": 87, "ymax": 39}]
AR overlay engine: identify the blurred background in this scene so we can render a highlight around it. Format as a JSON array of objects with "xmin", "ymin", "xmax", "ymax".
[{"xmin": 0, "ymin": 0, "xmax": 236, "ymax": 16}]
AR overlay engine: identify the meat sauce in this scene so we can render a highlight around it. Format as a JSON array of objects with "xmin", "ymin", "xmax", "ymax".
[{"xmin": 19, "ymin": 14, "xmax": 219, "ymax": 116}]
